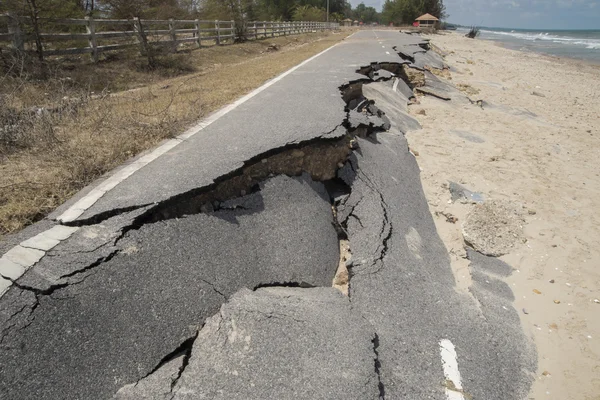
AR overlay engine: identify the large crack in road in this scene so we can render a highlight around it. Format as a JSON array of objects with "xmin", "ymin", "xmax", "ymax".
[{"xmin": 0, "ymin": 31, "xmax": 536, "ymax": 400}]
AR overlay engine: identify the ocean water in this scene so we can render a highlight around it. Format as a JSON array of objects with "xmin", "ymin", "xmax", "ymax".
[{"xmin": 457, "ymin": 27, "xmax": 600, "ymax": 63}]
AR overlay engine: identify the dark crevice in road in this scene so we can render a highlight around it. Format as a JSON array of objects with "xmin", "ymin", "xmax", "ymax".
[
  {"xmin": 102, "ymin": 74, "xmax": 399, "ymax": 246},
  {"xmin": 130, "ymin": 328, "xmax": 200, "ymax": 395},
  {"xmin": 348, "ymin": 172, "xmax": 394, "ymax": 275},
  {"xmin": 254, "ymin": 281, "xmax": 315, "ymax": 290},
  {"xmin": 375, "ymin": 192, "xmax": 393, "ymax": 266},
  {"xmin": 62, "ymin": 60, "xmax": 414, "ymax": 242},
  {"xmin": 57, "ymin": 250, "xmax": 120, "ymax": 279},
  {"xmin": 169, "ymin": 334, "xmax": 196, "ymax": 392},
  {"xmin": 0, "ymin": 249, "xmax": 122, "ymax": 343},
  {"xmin": 395, "ymin": 50, "xmax": 415, "ymax": 63},
  {"xmin": 0, "ymin": 300, "xmax": 31, "ymax": 345},
  {"xmin": 325, "ymin": 177, "xmax": 352, "ymax": 240},
  {"xmin": 198, "ymin": 278, "xmax": 227, "ymax": 299},
  {"xmin": 115, "ymin": 135, "xmax": 354, "ymax": 241},
  {"xmin": 1, "ymin": 274, "xmax": 69, "ymax": 297},
  {"xmin": 355, "ymin": 61, "xmax": 412, "ymax": 85},
  {"xmin": 59, "ymin": 204, "xmax": 152, "ymax": 228},
  {"xmin": 373, "ymin": 333, "xmax": 386, "ymax": 399}
]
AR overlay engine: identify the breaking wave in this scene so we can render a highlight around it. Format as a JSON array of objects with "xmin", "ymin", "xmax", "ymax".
[{"xmin": 480, "ymin": 29, "xmax": 600, "ymax": 50}]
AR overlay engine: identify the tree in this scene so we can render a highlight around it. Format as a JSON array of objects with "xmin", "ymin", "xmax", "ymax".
[
  {"xmin": 329, "ymin": 12, "xmax": 344, "ymax": 22},
  {"xmin": 292, "ymin": 4, "xmax": 325, "ymax": 21},
  {"xmin": 351, "ymin": 2, "xmax": 379, "ymax": 24},
  {"xmin": 423, "ymin": 0, "xmax": 446, "ymax": 19},
  {"xmin": 381, "ymin": 0, "xmax": 445, "ymax": 26}
]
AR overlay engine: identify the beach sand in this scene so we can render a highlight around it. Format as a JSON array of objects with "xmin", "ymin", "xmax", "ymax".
[{"xmin": 406, "ymin": 32, "xmax": 600, "ymax": 399}]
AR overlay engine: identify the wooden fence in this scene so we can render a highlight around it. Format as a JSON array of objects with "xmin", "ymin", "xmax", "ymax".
[{"xmin": 0, "ymin": 15, "xmax": 338, "ymax": 62}]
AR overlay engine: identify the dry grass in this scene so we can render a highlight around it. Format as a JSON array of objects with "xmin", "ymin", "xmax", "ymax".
[{"xmin": 0, "ymin": 30, "xmax": 353, "ymax": 238}]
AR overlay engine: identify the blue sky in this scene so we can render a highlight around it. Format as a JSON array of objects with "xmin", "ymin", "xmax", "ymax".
[{"xmin": 348, "ymin": 0, "xmax": 600, "ymax": 29}]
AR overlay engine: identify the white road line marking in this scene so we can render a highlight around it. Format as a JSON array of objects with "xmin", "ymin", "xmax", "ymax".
[
  {"xmin": 0, "ymin": 226, "xmax": 79, "ymax": 298},
  {"xmin": 382, "ymin": 45, "xmax": 385, "ymax": 48},
  {"xmin": 440, "ymin": 339, "xmax": 466, "ymax": 400},
  {"xmin": 392, "ymin": 78, "xmax": 399, "ymax": 93},
  {"xmin": 56, "ymin": 41, "xmax": 343, "ymax": 224},
  {"xmin": 386, "ymin": 51, "xmax": 390, "ymax": 55}
]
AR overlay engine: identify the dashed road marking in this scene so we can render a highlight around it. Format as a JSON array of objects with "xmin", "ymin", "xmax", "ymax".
[{"xmin": 440, "ymin": 339, "xmax": 466, "ymax": 400}]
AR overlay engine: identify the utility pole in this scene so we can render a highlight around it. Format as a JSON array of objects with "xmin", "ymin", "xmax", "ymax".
[{"xmin": 326, "ymin": 0, "xmax": 329, "ymax": 26}]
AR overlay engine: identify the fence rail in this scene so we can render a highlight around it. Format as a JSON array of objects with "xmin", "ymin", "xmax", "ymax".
[{"xmin": 0, "ymin": 15, "xmax": 338, "ymax": 62}]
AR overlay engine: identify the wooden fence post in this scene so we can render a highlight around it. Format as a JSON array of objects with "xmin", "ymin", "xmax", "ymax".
[
  {"xmin": 231, "ymin": 20, "xmax": 235, "ymax": 42},
  {"xmin": 7, "ymin": 12, "xmax": 24, "ymax": 52},
  {"xmin": 194, "ymin": 19, "xmax": 201, "ymax": 47},
  {"xmin": 85, "ymin": 16, "xmax": 98, "ymax": 63},
  {"xmin": 168, "ymin": 18, "xmax": 177, "ymax": 52},
  {"xmin": 215, "ymin": 20, "xmax": 220, "ymax": 45}
]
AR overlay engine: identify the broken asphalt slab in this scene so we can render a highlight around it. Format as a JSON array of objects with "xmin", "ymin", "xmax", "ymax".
[
  {"xmin": 416, "ymin": 70, "xmax": 472, "ymax": 104},
  {"xmin": 0, "ymin": 175, "xmax": 339, "ymax": 399},
  {"xmin": 115, "ymin": 287, "xmax": 380, "ymax": 400},
  {"xmin": 340, "ymin": 134, "xmax": 535, "ymax": 399},
  {"xmin": 52, "ymin": 31, "xmax": 428, "ymax": 224}
]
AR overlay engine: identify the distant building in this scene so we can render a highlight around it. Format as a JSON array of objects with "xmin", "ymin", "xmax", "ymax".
[
  {"xmin": 415, "ymin": 13, "xmax": 439, "ymax": 29},
  {"xmin": 343, "ymin": 18, "xmax": 353, "ymax": 27}
]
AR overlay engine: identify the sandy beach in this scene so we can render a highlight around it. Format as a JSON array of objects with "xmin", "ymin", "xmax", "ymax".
[{"xmin": 406, "ymin": 31, "xmax": 600, "ymax": 399}]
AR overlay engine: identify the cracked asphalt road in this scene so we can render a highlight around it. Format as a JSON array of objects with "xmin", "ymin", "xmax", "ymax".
[{"xmin": 0, "ymin": 30, "xmax": 535, "ymax": 400}]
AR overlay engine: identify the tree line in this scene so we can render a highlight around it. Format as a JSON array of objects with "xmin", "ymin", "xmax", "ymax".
[{"xmin": 0, "ymin": 0, "xmax": 445, "ymax": 25}]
